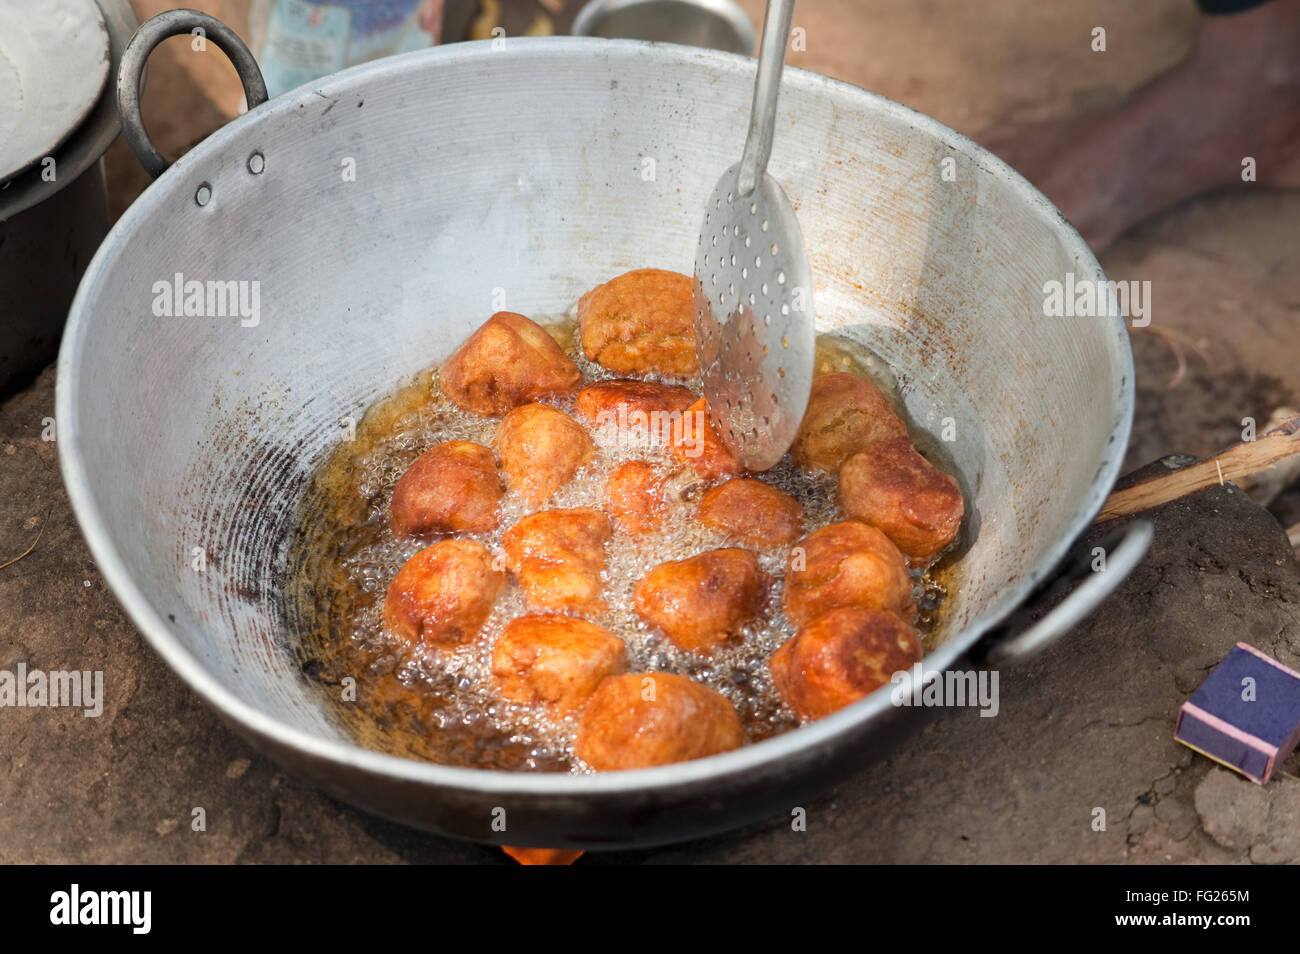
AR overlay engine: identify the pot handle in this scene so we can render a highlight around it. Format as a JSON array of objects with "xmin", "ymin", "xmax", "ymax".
[
  {"xmin": 978, "ymin": 519, "xmax": 1153, "ymax": 666},
  {"xmin": 117, "ymin": 9, "xmax": 269, "ymax": 179}
]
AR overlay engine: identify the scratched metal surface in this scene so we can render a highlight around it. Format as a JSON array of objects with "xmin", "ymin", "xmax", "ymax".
[{"xmin": 56, "ymin": 38, "xmax": 1131, "ymax": 844}]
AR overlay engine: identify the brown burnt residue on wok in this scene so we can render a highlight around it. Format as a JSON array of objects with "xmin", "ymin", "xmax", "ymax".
[
  {"xmin": 283, "ymin": 317, "xmax": 968, "ymax": 773},
  {"xmin": 172, "ymin": 385, "xmax": 322, "ymax": 684}
]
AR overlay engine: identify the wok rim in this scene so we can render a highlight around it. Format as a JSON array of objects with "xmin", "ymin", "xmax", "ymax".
[{"xmin": 56, "ymin": 37, "xmax": 1134, "ymax": 798}]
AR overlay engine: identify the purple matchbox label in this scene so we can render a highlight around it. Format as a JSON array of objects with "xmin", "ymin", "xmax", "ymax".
[{"xmin": 1174, "ymin": 642, "xmax": 1300, "ymax": 784}]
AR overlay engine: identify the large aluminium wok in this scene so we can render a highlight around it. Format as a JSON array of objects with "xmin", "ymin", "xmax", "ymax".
[{"xmin": 58, "ymin": 13, "xmax": 1148, "ymax": 849}]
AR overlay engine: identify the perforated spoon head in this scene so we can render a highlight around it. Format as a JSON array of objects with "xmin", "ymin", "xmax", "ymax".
[{"xmin": 693, "ymin": 162, "xmax": 814, "ymax": 472}]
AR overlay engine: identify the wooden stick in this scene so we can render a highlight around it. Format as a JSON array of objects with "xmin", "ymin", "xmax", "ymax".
[
  {"xmin": 1237, "ymin": 407, "xmax": 1300, "ymax": 505},
  {"xmin": 1095, "ymin": 416, "xmax": 1300, "ymax": 523}
]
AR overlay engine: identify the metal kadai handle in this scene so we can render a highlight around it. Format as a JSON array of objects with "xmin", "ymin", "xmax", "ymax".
[
  {"xmin": 981, "ymin": 519, "xmax": 1154, "ymax": 666},
  {"xmin": 736, "ymin": 0, "xmax": 795, "ymax": 197},
  {"xmin": 117, "ymin": 9, "xmax": 269, "ymax": 179}
]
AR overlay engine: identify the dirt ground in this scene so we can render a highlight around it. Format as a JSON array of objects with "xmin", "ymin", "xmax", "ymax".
[{"xmin": 0, "ymin": 0, "xmax": 1296, "ymax": 863}]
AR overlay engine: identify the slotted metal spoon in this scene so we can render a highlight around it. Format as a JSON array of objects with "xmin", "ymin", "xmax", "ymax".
[{"xmin": 694, "ymin": 0, "xmax": 814, "ymax": 472}]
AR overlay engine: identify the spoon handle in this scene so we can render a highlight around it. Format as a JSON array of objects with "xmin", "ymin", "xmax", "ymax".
[{"xmin": 737, "ymin": 0, "xmax": 796, "ymax": 196}]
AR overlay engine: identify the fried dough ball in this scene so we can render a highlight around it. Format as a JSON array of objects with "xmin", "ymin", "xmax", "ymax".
[
  {"xmin": 697, "ymin": 478, "xmax": 803, "ymax": 546},
  {"xmin": 501, "ymin": 507, "xmax": 612, "ymax": 615},
  {"xmin": 633, "ymin": 548, "xmax": 766, "ymax": 655},
  {"xmin": 770, "ymin": 606, "xmax": 922, "ymax": 721},
  {"xmin": 574, "ymin": 379, "xmax": 696, "ymax": 435},
  {"xmin": 383, "ymin": 539, "xmax": 506, "ymax": 647},
  {"xmin": 605, "ymin": 460, "xmax": 665, "ymax": 536},
  {"xmin": 494, "ymin": 403, "xmax": 596, "ymax": 506},
  {"xmin": 578, "ymin": 268, "xmax": 698, "ymax": 377},
  {"xmin": 790, "ymin": 372, "xmax": 908, "ymax": 474},
  {"xmin": 491, "ymin": 614, "xmax": 627, "ymax": 715},
  {"xmin": 783, "ymin": 521, "xmax": 912, "ymax": 626},
  {"xmin": 575, "ymin": 672, "xmax": 743, "ymax": 770},
  {"xmin": 670, "ymin": 397, "xmax": 744, "ymax": 482},
  {"xmin": 440, "ymin": 311, "xmax": 581, "ymax": 416},
  {"xmin": 389, "ymin": 441, "xmax": 502, "ymax": 537},
  {"xmin": 838, "ymin": 436, "xmax": 965, "ymax": 562}
]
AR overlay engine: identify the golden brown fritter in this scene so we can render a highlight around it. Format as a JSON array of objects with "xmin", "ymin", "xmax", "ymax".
[
  {"xmin": 501, "ymin": 507, "xmax": 613, "ymax": 615},
  {"xmin": 389, "ymin": 441, "xmax": 502, "ymax": 537},
  {"xmin": 578, "ymin": 268, "xmax": 698, "ymax": 378},
  {"xmin": 790, "ymin": 372, "xmax": 908, "ymax": 474},
  {"xmin": 491, "ymin": 614, "xmax": 627, "ymax": 715},
  {"xmin": 439, "ymin": 311, "xmax": 581, "ymax": 416},
  {"xmin": 633, "ymin": 548, "xmax": 766, "ymax": 655},
  {"xmin": 574, "ymin": 379, "xmax": 697, "ymax": 445},
  {"xmin": 494, "ymin": 402, "xmax": 596, "ymax": 507},
  {"xmin": 670, "ymin": 397, "xmax": 745, "ymax": 482},
  {"xmin": 770, "ymin": 606, "xmax": 922, "ymax": 721},
  {"xmin": 783, "ymin": 521, "xmax": 913, "ymax": 626},
  {"xmin": 383, "ymin": 539, "xmax": 506, "ymax": 647},
  {"xmin": 697, "ymin": 478, "xmax": 803, "ymax": 547},
  {"xmin": 575, "ymin": 672, "xmax": 743, "ymax": 770},
  {"xmin": 605, "ymin": 460, "xmax": 666, "ymax": 537},
  {"xmin": 838, "ymin": 436, "xmax": 964, "ymax": 562}
]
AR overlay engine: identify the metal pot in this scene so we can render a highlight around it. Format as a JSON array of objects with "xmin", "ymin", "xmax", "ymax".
[
  {"xmin": 0, "ymin": 0, "xmax": 137, "ymax": 396},
  {"xmin": 58, "ymin": 12, "xmax": 1148, "ymax": 849},
  {"xmin": 572, "ymin": 0, "xmax": 756, "ymax": 55}
]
